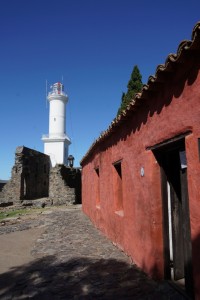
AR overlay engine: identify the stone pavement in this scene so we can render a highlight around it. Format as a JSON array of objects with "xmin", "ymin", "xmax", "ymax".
[{"xmin": 0, "ymin": 206, "xmax": 189, "ymax": 299}]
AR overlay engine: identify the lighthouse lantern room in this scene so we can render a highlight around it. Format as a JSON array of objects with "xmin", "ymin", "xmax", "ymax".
[{"xmin": 42, "ymin": 82, "xmax": 71, "ymax": 167}]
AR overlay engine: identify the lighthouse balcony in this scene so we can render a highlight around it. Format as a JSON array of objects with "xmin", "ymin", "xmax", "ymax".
[
  {"xmin": 42, "ymin": 133, "xmax": 71, "ymax": 142},
  {"xmin": 47, "ymin": 92, "xmax": 68, "ymax": 103},
  {"xmin": 48, "ymin": 91, "xmax": 66, "ymax": 96}
]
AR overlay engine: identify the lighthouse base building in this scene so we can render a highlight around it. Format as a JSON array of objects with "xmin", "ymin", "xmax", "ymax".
[{"xmin": 42, "ymin": 135, "xmax": 71, "ymax": 167}]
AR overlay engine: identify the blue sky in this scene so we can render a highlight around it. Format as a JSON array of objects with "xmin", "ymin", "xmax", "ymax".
[{"xmin": 0, "ymin": 0, "xmax": 200, "ymax": 179}]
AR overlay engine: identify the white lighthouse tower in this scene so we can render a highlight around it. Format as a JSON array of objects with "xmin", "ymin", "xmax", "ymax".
[{"xmin": 42, "ymin": 82, "xmax": 71, "ymax": 167}]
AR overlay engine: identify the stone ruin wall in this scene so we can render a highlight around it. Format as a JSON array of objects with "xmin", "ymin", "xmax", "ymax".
[
  {"xmin": 0, "ymin": 146, "xmax": 81, "ymax": 206},
  {"xmin": 0, "ymin": 146, "xmax": 50, "ymax": 205},
  {"xmin": 49, "ymin": 165, "xmax": 81, "ymax": 205},
  {"xmin": 0, "ymin": 146, "xmax": 82, "ymax": 207},
  {"xmin": 0, "ymin": 181, "xmax": 8, "ymax": 192}
]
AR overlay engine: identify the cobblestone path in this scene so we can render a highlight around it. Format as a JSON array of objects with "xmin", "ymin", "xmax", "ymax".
[{"xmin": 0, "ymin": 206, "xmax": 188, "ymax": 299}]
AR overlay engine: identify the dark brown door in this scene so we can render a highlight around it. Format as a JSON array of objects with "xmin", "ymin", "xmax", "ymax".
[{"xmin": 153, "ymin": 138, "xmax": 194, "ymax": 298}]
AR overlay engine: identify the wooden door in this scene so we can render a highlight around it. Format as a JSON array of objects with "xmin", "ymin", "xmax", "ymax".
[{"xmin": 153, "ymin": 138, "xmax": 193, "ymax": 298}]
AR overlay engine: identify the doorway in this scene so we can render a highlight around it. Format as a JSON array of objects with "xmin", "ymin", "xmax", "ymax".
[{"xmin": 153, "ymin": 137, "xmax": 194, "ymax": 298}]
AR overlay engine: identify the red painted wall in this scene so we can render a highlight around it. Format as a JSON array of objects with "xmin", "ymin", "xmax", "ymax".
[{"xmin": 82, "ymin": 55, "xmax": 200, "ymax": 298}]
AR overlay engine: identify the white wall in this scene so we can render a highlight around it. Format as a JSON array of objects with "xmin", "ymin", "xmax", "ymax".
[
  {"xmin": 49, "ymin": 99, "xmax": 66, "ymax": 136},
  {"xmin": 44, "ymin": 141, "xmax": 65, "ymax": 167}
]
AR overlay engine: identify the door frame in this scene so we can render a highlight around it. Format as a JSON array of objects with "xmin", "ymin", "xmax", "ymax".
[{"xmin": 147, "ymin": 132, "xmax": 194, "ymax": 297}]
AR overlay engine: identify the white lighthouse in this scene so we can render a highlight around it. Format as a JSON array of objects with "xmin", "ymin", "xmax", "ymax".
[{"xmin": 42, "ymin": 82, "xmax": 71, "ymax": 167}]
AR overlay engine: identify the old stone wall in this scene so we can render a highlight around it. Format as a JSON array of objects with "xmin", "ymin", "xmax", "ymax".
[
  {"xmin": 0, "ymin": 181, "xmax": 8, "ymax": 192},
  {"xmin": 49, "ymin": 165, "xmax": 81, "ymax": 205},
  {"xmin": 0, "ymin": 146, "xmax": 50, "ymax": 204}
]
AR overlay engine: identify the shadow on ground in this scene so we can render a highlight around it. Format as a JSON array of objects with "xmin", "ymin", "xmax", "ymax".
[{"xmin": 0, "ymin": 255, "xmax": 170, "ymax": 299}]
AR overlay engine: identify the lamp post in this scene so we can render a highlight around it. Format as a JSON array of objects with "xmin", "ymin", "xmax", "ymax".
[{"xmin": 67, "ymin": 155, "xmax": 74, "ymax": 168}]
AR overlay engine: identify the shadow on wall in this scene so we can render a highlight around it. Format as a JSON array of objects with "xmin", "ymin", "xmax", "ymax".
[
  {"xmin": 0, "ymin": 255, "xmax": 177, "ymax": 299},
  {"xmin": 141, "ymin": 52, "xmax": 200, "ymax": 131},
  {"xmin": 192, "ymin": 233, "xmax": 200, "ymax": 299},
  {"xmin": 0, "ymin": 181, "xmax": 8, "ymax": 192},
  {"xmin": 60, "ymin": 166, "xmax": 82, "ymax": 204}
]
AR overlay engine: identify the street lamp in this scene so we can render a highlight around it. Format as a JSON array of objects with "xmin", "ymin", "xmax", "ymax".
[{"xmin": 67, "ymin": 155, "xmax": 74, "ymax": 168}]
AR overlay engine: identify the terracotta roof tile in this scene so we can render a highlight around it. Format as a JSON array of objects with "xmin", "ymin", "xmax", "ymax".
[{"xmin": 80, "ymin": 21, "xmax": 200, "ymax": 165}]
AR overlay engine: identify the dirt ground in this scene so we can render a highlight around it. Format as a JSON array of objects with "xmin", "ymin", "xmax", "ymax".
[
  {"xmin": 0, "ymin": 205, "xmax": 80, "ymax": 275},
  {"xmin": 0, "ymin": 227, "xmax": 44, "ymax": 274},
  {"xmin": 0, "ymin": 206, "xmax": 53, "ymax": 274}
]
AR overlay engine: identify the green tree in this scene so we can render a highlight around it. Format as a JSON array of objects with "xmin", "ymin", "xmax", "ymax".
[
  {"xmin": 117, "ymin": 92, "xmax": 126, "ymax": 116},
  {"xmin": 117, "ymin": 65, "xmax": 143, "ymax": 116}
]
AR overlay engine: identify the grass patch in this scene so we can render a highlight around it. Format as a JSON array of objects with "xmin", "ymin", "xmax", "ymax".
[{"xmin": 0, "ymin": 208, "xmax": 44, "ymax": 220}]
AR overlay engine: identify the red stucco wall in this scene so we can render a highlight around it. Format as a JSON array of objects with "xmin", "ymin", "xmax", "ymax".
[{"xmin": 82, "ymin": 56, "xmax": 200, "ymax": 298}]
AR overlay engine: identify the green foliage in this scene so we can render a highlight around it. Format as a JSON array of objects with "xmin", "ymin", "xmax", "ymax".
[
  {"xmin": 117, "ymin": 65, "xmax": 143, "ymax": 116},
  {"xmin": 0, "ymin": 208, "xmax": 45, "ymax": 220},
  {"xmin": 0, "ymin": 209, "xmax": 27, "ymax": 220},
  {"xmin": 117, "ymin": 92, "xmax": 126, "ymax": 116}
]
